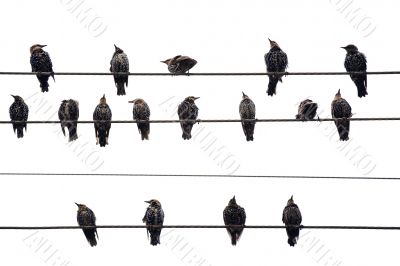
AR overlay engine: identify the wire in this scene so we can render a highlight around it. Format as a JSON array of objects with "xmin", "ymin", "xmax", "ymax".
[
  {"xmin": 0, "ymin": 172, "xmax": 398, "ymax": 181},
  {"xmin": 3, "ymin": 117, "xmax": 400, "ymax": 124},
  {"xmin": 0, "ymin": 71, "xmax": 399, "ymax": 76}
]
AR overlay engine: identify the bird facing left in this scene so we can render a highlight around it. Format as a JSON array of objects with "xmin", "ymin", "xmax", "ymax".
[
  {"xmin": 76, "ymin": 203, "xmax": 98, "ymax": 247},
  {"xmin": 9, "ymin": 95, "xmax": 29, "ymax": 138}
]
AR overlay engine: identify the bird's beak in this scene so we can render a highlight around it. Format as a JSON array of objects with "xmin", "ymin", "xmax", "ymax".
[
  {"xmin": 337, "ymin": 89, "xmax": 341, "ymax": 94},
  {"xmin": 128, "ymin": 100, "xmax": 134, "ymax": 103},
  {"xmin": 290, "ymin": 195, "xmax": 293, "ymax": 200},
  {"xmin": 114, "ymin": 44, "xmax": 117, "ymax": 48},
  {"xmin": 242, "ymin": 91, "xmax": 246, "ymax": 97},
  {"xmin": 75, "ymin": 202, "xmax": 79, "ymax": 207},
  {"xmin": 340, "ymin": 46, "xmax": 346, "ymax": 49},
  {"xmin": 194, "ymin": 97, "xmax": 200, "ymax": 100},
  {"xmin": 268, "ymin": 38, "xmax": 272, "ymax": 43},
  {"xmin": 160, "ymin": 60, "xmax": 167, "ymax": 64},
  {"xmin": 10, "ymin": 94, "xmax": 15, "ymax": 98},
  {"xmin": 41, "ymin": 45, "xmax": 47, "ymax": 48},
  {"xmin": 103, "ymin": 94, "xmax": 105, "ymax": 98},
  {"xmin": 144, "ymin": 200, "xmax": 151, "ymax": 203},
  {"xmin": 233, "ymin": 195, "xmax": 236, "ymax": 200}
]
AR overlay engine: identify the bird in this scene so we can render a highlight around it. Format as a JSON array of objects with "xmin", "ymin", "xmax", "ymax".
[
  {"xmin": 142, "ymin": 199, "xmax": 164, "ymax": 246},
  {"xmin": 239, "ymin": 92, "xmax": 256, "ymax": 141},
  {"xmin": 30, "ymin": 44, "xmax": 54, "ymax": 92},
  {"xmin": 9, "ymin": 95, "xmax": 29, "ymax": 138},
  {"xmin": 282, "ymin": 195, "xmax": 302, "ymax": 247},
  {"xmin": 93, "ymin": 94, "xmax": 112, "ymax": 147},
  {"xmin": 331, "ymin": 89, "xmax": 352, "ymax": 141},
  {"xmin": 58, "ymin": 99, "xmax": 79, "ymax": 142},
  {"xmin": 161, "ymin": 55, "xmax": 197, "ymax": 74},
  {"xmin": 223, "ymin": 196, "xmax": 246, "ymax": 245},
  {"xmin": 110, "ymin": 44, "xmax": 129, "ymax": 96},
  {"xmin": 128, "ymin": 98, "xmax": 150, "ymax": 140},
  {"xmin": 75, "ymin": 203, "xmax": 98, "ymax": 247},
  {"xmin": 178, "ymin": 96, "xmax": 199, "ymax": 140},
  {"xmin": 264, "ymin": 38, "xmax": 288, "ymax": 96},
  {"xmin": 295, "ymin": 99, "xmax": 318, "ymax": 120},
  {"xmin": 342, "ymin": 44, "xmax": 367, "ymax": 97}
]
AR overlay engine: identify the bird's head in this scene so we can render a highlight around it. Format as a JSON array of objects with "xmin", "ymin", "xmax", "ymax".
[
  {"xmin": 75, "ymin": 202, "xmax": 87, "ymax": 210},
  {"xmin": 114, "ymin": 44, "xmax": 124, "ymax": 53},
  {"xmin": 145, "ymin": 199, "xmax": 161, "ymax": 207},
  {"xmin": 128, "ymin": 98, "xmax": 143, "ymax": 105},
  {"xmin": 341, "ymin": 44, "xmax": 358, "ymax": 53},
  {"xmin": 334, "ymin": 89, "xmax": 342, "ymax": 100},
  {"xmin": 287, "ymin": 195, "xmax": 294, "ymax": 205},
  {"xmin": 185, "ymin": 96, "xmax": 200, "ymax": 103},
  {"xmin": 30, "ymin": 44, "xmax": 47, "ymax": 54},
  {"xmin": 100, "ymin": 94, "xmax": 107, "ymax": 104},
  {"xmin": 161, "ymin": 58, "xmax": 172, "ymax": 65},
  {"xmin": 11, "ymin": 95, "xmax": 23, "ymax": 102},
  {"xmin": 242, "ymin": 91, "xmax": 249, "ymax": 99},
  {"xmin": 228, "ymin": 196, "xmax": 237, "ymax": 206},
  {"xmin": 268, "ymin": 38, "xmax": 280, "ymax": 49}
]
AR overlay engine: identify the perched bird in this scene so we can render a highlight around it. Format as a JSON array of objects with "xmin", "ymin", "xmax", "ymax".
[
  {"xmin": 264, "ymin": 38, "xmax": 288, "ymax": 96},
  {"xmin": 295, "ymin": 99, "xmax": 318, "ymax": 121},
  {"xmin": 58, "ymin": 99, "xmax": 79, "ymax": 142},
  {"xmin": 331, "ymin": 89, "xmax": 352, "ymax": 141},
  {"xmin": 161, "ymin": 55, "xmax": 197, "ymax": 74},
  {"xmin": 30, "ymin": 44, "xmax": 54, "ymax": 92},
  {"xmin": 282, "ymin": 196, "xmax": 302, "ymax": 247},
  {"xmin": 223, "ymin": 196, "xmax": 246, "ymax": 246},
  {"xmin": 9, "ymin": 95, "xmax": 29, "ymax": 138},
  {"xmin": 239, "ymin": 92, "xmax": 256, "ymax": 141},
  {"xmin": 342, "ymin": 44, "xmax": 367, "ymax": 97},
  {"xmin": 93, "ymin": 94, "xmax": 112, "ymax": 147},
  {"xmin": 143, "ymin": 199, "xmax": 164, "ymax": 246},
  {"xmin": 110, "ymin": 44, "xmax": 129, "ymax": 96},
  {"xmin": 128, "ymin": 98, "xmax": 150, "ymax": 140},
  {"xmin": 76, "ymin": 203, "xmax": 98, "ymax": 247},
  {"xmin": 178, "ymin": 96, "xmax": 199, "ymax": 140}
]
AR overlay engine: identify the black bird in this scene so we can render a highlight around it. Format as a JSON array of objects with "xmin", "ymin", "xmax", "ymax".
[
  {"xmin": 264, "ymin": 38, "xmax": 288, "ymax": 96},
  {"xmin": 331, "ymin": 89, "xmax": 352, "ymax": 141},
  {"xmin": 161, "ymin": 55, "xmax": 197, "ymax": 74},
  {"xmin": 295, "ymin": 99, "xmax": 318, "ymax": 121},
  {"xmin": 342, "ymin": 44, "xmax": 367, "ymax": 97},
  {"xmin": 76, "ymin": 203, "xmax": 98, "ymax": 247},
  {"xmin": 93, "ymin": 94, "xmax": 112, "ymax": 147},
  {"xmin": 239, "ymin": 92, "xmax": 256, "ymax": 141},
  {"xmin": 128, "ymin": 98, "xmax": 150, "ymax": 140},
  {"xmin": 30, "ymin": 44, "xmax": 54, "ymax": 92},
  {"xmin": 223, "ymin": 196, "xmax": 246, "ymax": 246},
  {"xmin": 58, "ymin": 99, "xmax": 79, "ymax": 142},
  {"xmin": 178, "ymin": 96, "xmax": 199, "ymax": 140},
  {"xmin": 282, "ymin": 196, "xmax": 302, "ymax": 247},
  {"xmin": 143, "ymin": 199, "xmax": 164, "ymax": 246},
  {"xmin": 110, "ymin": 44, "xmax": 129, "ymax": 96},
  {"xmin": 9, "ymin": 95, "xmax": 29, "ymax": 138}
]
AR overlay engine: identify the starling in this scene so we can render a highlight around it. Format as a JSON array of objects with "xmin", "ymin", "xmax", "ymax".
[
  {"xmin": 110, "ymin": 44, "xmax": 129, "ymax": 96},
  {"xmin": 282, "ymin": 196, "xmax": 302, "ymax": 247},
  {"xmin": 76, "ymin": 203, "xmax": 98, "ymax": 247},
  {"xmin": 9, "ymin": 95, "xmax": 29, "ymax": 138},
  {"xmin": 128, "ymin": 98, "xmax": 150, "ymax": 140},
  {"xmin": 30, "ymin": 44, "xmax": 54, "ymax": 92},
  {"xmin": 264, "ymin": 38, "xmax": 288, "ymax": 96},
  {"xmin": 161, "ymin": 55, "xmax": 197, "ymax": 74},
  {"xmin": 93, "ymin": 94, "xmax": 112, "ymax": 147},
  {"xmin": 142, "ymin": 199, "xmax": 164, "ymax": 246},
  {"xmin": 342, "ymin": 44, "xmax": 367, "ymax": 97},
  {"xmin": 223, "ymin": 196, "xmax": 246, "ymax": 246},
  {"xmin": 331, "ymin": 89, "xmax": 352, "ymax": 141},
  {"xmin": 239, "ymin": 92, "xmax": 256, "ymax": 141},
  {"xmin": 58, "ymin": 99, "xmax": 79, "ymax": 142},
  {"xmin": 178, "ymin": 96, "xmax": 199, "ymax": 140},
  {"xmin": 295, "ymin": 99, "xmax": 318, "ymax": 121}
]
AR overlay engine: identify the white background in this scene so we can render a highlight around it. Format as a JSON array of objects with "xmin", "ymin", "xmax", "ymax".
[{"xmin": 0, "ymin": 0, "xmax": 398, "ymax": 265}]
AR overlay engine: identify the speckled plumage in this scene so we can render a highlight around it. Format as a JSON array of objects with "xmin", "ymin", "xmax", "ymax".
[
  {"xmin": 282, "ymin": 196, "xmax": 302, "ymax": 247},
  {"xmin": 239, "ymin": 92, "xmax": 256, "ymax": 141},
  {"xmin": 93, "ymin": 95, "xmax": 112, "ymax": 147},
  {"xmin": 76, "ymin": 203, "xmax": 98, "ymax": 247},
  {"xmin": 58, "ymin": 99, "xmax": 79, "ymax": 142},
  {"xmin": 162, "ymin": 55, "xmax": 197, "ymax": 74},
  {"xmin": 110, "ymin": 45, "xmax": 129, "ymax": 96},
  {"xmin": 331, "ymin": 90, "xmax": 352, "ymax": 141},
  {"xmin": 342, "ymin": 44, "xmax": 367, "ymax": 97},
  {"xmin": 143, "ymin": 199, "xmax": 164, "ymax": 246},
  {"xmin": 30, "ymin": 44, "xmax": 54, "ymax": 92},
  {"xmin": 223, "ymin": 196, "xmax": 246, "ymax": 245},
  {"xmin": 178, "ymin": 96, "xmax": 199, "ymax": 140},
  {"xmin": 295, "ymin": 99, "xmax": 318, "ymax": 120},
  {"xmin": 129, "ymin": 98, "xmax": 150, "ymax": 140},
  {"xmin": 264, "ymin": 39, "xmax": 288, "ymax": 96},
  {"xmin": 9, "ymin": 95, "xmax": 29, "ymax": 138}
]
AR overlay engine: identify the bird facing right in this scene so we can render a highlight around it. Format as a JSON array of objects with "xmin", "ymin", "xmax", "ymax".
[
  {"xmin": 161, "ymin": 55, "xmax": 197, "ymax": 74},
  {"xmin": 178, "ymin": 96, "xmax": 199, "ymax": 140},
  {"xmin": 9, "ymin": 95, "xmax": 29, "ymax": 138},
  {"xmin": 282, "ymin": 196, "xmax": 302, "ymax": 247},
  {"xmin": 128, "ymin": 98, "xmax": 150, "ymax": 140},
  {"xmin": 58, "ymin": 99, "xmax": 79, "ymax": 142},
  {"xmin": 295, "ymin": 99, "xmax": 318, "ymax": 121},
  {"xmin": 110, "ymin": 44, "xmax": 129, "ymax": 96},
  {"xmin": 264, "ymin": 38, "xmax": 288, "ymax": 96},
  {"xmin": 239, "ymin": 92, "xmax": 256, "ymax": 141},
  {"xmin": 93, "ymin": 94, "xmax": 112, "ymax": 147},
  {"xmin": 342, "ymin": 44, "xmax": 367, "ymax": 97},
  {"xmin": 30, "ymin": 44, "xmax": 54, "ymax": 92},
  {"xmin": 76, "ymin": 203, "xmax": 98, "ymax": 247},
  {"xmin": 331, "ymin": 89, "xmax": 352, "ymax": 141},
  {"xmin": 223, "ymin": 196, "xmax": 246, "ymax": 245},
  {"xmin": 143, "ymin": 199, "xmax": 164, "ymax": 246}
]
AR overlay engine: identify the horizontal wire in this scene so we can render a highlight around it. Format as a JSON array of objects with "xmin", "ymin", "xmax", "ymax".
[
  {"xmin": 3, "ymin": 117, "xmax": 400, "ymax": 124},
  {"xmin": 0, "ymin": 71, "xmax": 399, "ymax": 76},
  {"xmin": 0, "ymin": 172, "xmax": 398, "ymax": 181},
  {"xmin": 0, "ymin": 225, "xmax": 399, "ymax": 230}
]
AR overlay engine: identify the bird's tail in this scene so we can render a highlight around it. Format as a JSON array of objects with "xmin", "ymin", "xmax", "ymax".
[
  {"xmin": 138, "ymin": 122, "xmax": 150, "ymax": 140},
  {"xmin": 98, "ymin": 129, "xmax": 107, "ymax": 147},
  {"xmin": 116, "ymin": 81, "xmax": 126, "ymax": 96},
  {"xmin": 336, "ymin": 120, "xmax": 350, "ymax": 141},
  {"xmin": 286, "ymin": 227, "xmax": 300, "ymax": 247},
  {"xmin": 150, "ymin": 230, "xmax": 161, "ymax": 246},
  {"xmin": 243, "ymin": 122, "xmax": 255, "ymax": 141},
  {"xmin": 83, "ymin": 229, "xmax": 97, "ymax": 247},
  {"xmin": 182, "ymin": 123, "xmax": 194, "ymax": 140},
  {"xmin": 267, "ymin": 76, "xmax": 279, "ymax": 96},
  {"xmin": 231, "ymin": 234, "xmax": 238, "ymax": 246},
  {"xmin": 17, "ymin": 126, "xmax": 24, "ymax": 138},
  {"xmin": 68, "ymin": 122, "xmax": 78, "ymax": 142},
  {"xmin": 38, "ymin": 75, "xmax": 50, "ymax": 92},
  {"xmin": 355, "ymin": 75, "xmax": 368, "ymax": 97}
]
